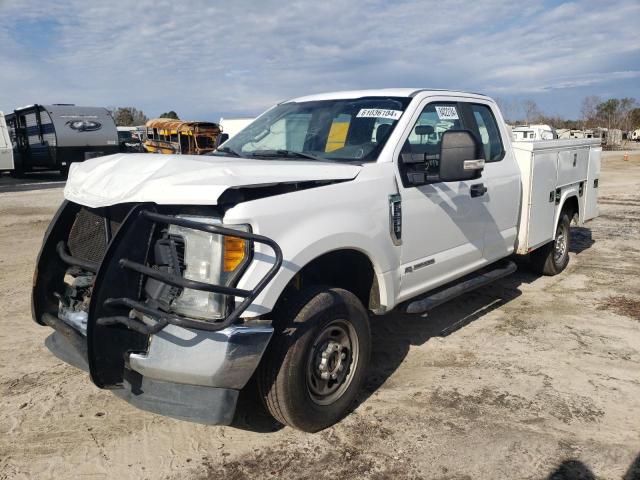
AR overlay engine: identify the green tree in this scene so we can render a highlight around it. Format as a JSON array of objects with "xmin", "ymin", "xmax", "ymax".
[
  {"xmin": 112, "ymin": 107, "xmax": 148, "ymax": 126},
  {"xmin": 159, "ymin": 111, "xmax": 180, "ymax": 120}
]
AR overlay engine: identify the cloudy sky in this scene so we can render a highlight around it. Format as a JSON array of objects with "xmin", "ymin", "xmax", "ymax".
[{"xmin": 0, "ymin": 0, "xmax": 638, "ymax": 121}]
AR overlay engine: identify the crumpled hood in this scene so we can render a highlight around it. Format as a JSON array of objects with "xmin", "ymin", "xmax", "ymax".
[{"xmin": 64, "ymin": 153, "xmax": 361, "ymax": 208}]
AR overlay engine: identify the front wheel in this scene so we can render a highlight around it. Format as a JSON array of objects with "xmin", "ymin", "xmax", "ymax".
[
  {"xmin": 257, "ymin": 286, "xmax": 371, "ymax": 432},
  {"xmin": 530, "ymin": 212, "xmax": 571, "ymax": 275}
]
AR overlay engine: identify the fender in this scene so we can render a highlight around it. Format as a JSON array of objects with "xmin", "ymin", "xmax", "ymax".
[{"xmin": 223, "ymin": 163, "xmax": 401, "ymax": 317}]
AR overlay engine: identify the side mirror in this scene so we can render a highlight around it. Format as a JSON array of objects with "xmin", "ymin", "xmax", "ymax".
[{"xmin": 439, "ymin": 130, "xmax": 484, "ymax": 182}]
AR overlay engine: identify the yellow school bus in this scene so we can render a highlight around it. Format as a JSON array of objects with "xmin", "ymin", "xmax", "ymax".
[{"xmin": 143, "ymin": 118, "xmax": 221, "ymax": 155}]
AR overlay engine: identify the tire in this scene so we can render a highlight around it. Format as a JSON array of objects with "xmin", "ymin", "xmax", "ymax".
[
  {"xmin": 530, "ymin": 212, "xmax": 571, "ymax": 275},
  {"xmin": 257, "ymin": 286, "xmax": 371, "ymax": 432}
]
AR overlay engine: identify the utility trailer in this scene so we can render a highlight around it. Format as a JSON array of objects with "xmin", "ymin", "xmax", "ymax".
[{"xmin": 6, "ymin": 104, "xmax": 119, "ymax": 176}]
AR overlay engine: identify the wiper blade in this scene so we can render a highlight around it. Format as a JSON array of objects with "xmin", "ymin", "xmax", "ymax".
[
  {"xmin": 210, "ymin": 146, "xmax": 241, "ymax": 157},
  {"xmin": 249, "ymin": 149, "xmax": 329, "ymax": 162}
]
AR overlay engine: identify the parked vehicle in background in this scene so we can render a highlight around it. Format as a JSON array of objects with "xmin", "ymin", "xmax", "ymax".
[
  {"xmin": 117, "ymin": 126, "xmax": 143, "ymax": 152},
  {"xmin": 556, "ymin": 129, "xmax": 586, "ymax": 140},
  {"xmin": 602, "ymin": 128, "xmax": 623, "ymax": 149},
  {"xmin": 0, "ymin": 112, "xmax": 15, "ymax": 172},
  {"xmin": 217, "ymin": 117, "xmax": 255, "ymax": 145},
  {"xmin": 33, "ymin": 89, "xmax": 600, "ymax": 433},
  {"xmin": 632, "ymin": 129, "xmax": 640, "ymax": 141},
  {"xmin": 144, "ymin": 119, "xmax": 221, "ymax": 155},
  {"xmin": 512, "ymin": 124, "xmax": 556, "ymax": 141},
  {"xmin": 5, "ymin": 104, "xmax": 118, "ymax": 177}
]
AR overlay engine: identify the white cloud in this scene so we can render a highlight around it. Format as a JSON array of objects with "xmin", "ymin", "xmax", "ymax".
[{"xmin": 0, "ymin": 0, "xmax": 638, "ymax": 119}]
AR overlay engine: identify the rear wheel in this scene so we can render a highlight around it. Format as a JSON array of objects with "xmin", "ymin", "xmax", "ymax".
[
  {"xmin": 530, "ymin": 212, "xmax": 571, "ymax": 275},
  {"xmin": 258, "ymin": 286, "xmax": 371, "ymax": 432}
]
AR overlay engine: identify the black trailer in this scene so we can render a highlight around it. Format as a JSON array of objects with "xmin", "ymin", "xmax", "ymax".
[{"xmin": 6, "ymin": 104, "xmax": 119, "ymax": 177}]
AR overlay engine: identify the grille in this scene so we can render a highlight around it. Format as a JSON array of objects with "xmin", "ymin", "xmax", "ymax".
[{"xmin": 68, "ymin": 208, "xmax": 121, "ymax": 264}]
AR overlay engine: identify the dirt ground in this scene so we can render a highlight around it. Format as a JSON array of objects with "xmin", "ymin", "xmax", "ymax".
[{"xmin": 1, "ymin": 152, "xmax": 639, "ymax": 480}]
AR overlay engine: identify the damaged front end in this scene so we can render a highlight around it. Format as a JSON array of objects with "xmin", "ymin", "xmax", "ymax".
[{"xmin": 32, "ymin": 201, "xmax": 282, "ymax": 425}]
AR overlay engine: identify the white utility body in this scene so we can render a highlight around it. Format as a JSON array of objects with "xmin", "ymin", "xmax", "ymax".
[
  {"xmin": 513, "ymin": 138, "xmax": 600, "ymax": 254},
  {"xmin": 35, "ymin": 89, "xmax": 600, "ymax": 432}
]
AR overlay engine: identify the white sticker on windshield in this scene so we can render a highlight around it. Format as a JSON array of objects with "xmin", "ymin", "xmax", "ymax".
[
  {"xmin": 435, "ymin": 105, "xmax": 459, "ymax": 120},
  {"xmin": 356, "ymin": 108, "xmax": 403, "ymax": 120}
]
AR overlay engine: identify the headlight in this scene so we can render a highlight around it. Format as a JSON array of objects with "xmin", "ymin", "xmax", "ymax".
[{"xmin": 168, "ymin": 216, "xmax": 250, "ymax": 321}]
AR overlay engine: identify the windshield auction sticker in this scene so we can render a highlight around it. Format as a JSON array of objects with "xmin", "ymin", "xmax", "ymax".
[
  {"xmin": 356, "ymin": 109, "xmax": 403, "ymax": 120},
  {"xmin": 435, "ymin": 106, "xmax": 459, "ymax": 120}
]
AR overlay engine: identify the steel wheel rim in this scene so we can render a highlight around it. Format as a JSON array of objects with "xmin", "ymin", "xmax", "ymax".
[
  {"xmin": 554, "ymin": 222, "xmax": 568, "ymax": 263},
  {"xmin": 306, "ymin": 319, "xmax": 359, "ymax": 406}
]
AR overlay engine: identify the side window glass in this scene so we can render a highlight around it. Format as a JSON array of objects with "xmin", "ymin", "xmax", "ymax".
[
  {"xmin": 402, "ymin": 103, "xmax": 462, "ymax": 180},
  {"xmin": 470, "ymin": 104, "xmax": 504, "ymax": 162}
]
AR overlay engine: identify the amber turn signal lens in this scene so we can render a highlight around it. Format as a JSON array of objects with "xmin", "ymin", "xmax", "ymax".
[{"xmin": 223, "ymin": 236, "xmax": 246, "ymax": 272}]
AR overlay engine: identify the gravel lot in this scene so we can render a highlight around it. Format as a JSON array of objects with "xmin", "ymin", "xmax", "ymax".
[{"xmin": 1, "ymin": 152, "xmax": 639, "ymax": 480}]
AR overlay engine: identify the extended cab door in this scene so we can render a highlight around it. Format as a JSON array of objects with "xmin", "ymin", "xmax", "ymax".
[
  {"xmin": 394, "ymin": 100, "xmax": 489, "ymax": 303},
  {"xmin": 461, "ymin": 102, "xmax": 520, "ymax": 262}
]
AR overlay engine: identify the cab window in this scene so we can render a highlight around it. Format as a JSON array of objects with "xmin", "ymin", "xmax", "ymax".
[{"xmin": 470, "ymin": 104, "xmax": 504, "ymax": 162}]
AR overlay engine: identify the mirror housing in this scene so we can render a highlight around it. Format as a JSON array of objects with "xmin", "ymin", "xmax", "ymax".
[{"xmin": 439, "ymin": 130, "xmax": 484, "ymax": 182}]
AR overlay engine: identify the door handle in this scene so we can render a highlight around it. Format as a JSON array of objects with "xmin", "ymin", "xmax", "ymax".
[{"xmin": 470, "ymin": 183, "xmax": 487, "ymax": 198}]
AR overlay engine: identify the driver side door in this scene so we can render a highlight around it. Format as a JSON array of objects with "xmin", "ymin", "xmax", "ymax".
[{"xmin": 396, "ymin": 100, "xmax": 488, "ymax": 303}]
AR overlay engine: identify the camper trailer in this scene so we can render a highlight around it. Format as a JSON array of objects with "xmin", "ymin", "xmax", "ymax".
[
  {"xmin": 6, "ymin": 104, "xmax": 119, "ymax": 176},
  {"xmin": 0, "ymin": 112, "xmax": 14, "ymax": 172},
  {"xmin": 512, "ymin": 124, "xmax": 556, "ymax": 141}
]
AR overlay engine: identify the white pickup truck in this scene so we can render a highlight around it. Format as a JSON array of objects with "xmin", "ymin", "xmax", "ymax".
[{"xmin": 33, "ymin": 89, "xmax": 600, "ymax": 432}]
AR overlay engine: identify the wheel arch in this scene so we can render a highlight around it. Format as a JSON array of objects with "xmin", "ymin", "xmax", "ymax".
[{"xmin": 557, "ymin": 191, "xmax": 580, "ymax": 227}]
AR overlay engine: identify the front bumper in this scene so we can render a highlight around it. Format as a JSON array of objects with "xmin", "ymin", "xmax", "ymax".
[
  {"xmin": 33, "ymin": 201, "xmax": 281, "ymax": 425},
  {"xmin": 43, "ymin": 310, "xmax": 272, "ymax": 425}
]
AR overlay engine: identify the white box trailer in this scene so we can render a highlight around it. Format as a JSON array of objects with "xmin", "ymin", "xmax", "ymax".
[
  {"xmin": 0, "ymin": 112, "xmax": 14, "ymax": 171},
  {"xmin": 513, "ymin": 138, "xmax": 600, "ymax": 254},
  {"xmin": 218, "ymin": 117, "xmax": 255, "ymax": 142}
]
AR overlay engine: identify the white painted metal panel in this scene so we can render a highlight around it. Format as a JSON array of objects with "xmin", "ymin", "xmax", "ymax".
[
  {"xmin": 0, "ymin": 112, "xmax": 14, "ymax": 170},
  {"xmin": 583, "ymin": 147, "xmax": 601, "ymax": 221},
  {"xmin": 557, "ymin": 147, "xmax": 588, "ymax": 187}
]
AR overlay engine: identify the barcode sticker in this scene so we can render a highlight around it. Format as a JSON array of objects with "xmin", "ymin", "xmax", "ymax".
[
  {"xmin": 356, "ymin": 109, "xmax": 403, "ymax": 120},
  {"xmin": 435, "ymin": 106, "xmax": 459, "ymax": 120}
]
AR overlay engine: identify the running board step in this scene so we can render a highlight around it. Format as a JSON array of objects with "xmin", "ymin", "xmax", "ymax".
[{"xmin": 404, "ymin": 260, "xmax": 517, "ymax": 314}]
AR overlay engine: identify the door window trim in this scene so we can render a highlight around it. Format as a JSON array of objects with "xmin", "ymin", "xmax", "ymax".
[{"xmin": 459, "ymin": 102, "xmax": 506, "ymax": 163}]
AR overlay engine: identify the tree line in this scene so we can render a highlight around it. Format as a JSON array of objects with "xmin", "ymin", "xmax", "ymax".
[
  {"xmin": 496, "ymin": 96, "xmax": 640, "ymax": 131},
  {"xmin": 108, "ymin": 107, "xmax": 180, "ymax": 126}
]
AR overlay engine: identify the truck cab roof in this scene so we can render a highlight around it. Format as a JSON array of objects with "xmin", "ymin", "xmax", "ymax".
[{"xmin": 285, "ymin": 88, "xmax": 492, "ymax": 103}]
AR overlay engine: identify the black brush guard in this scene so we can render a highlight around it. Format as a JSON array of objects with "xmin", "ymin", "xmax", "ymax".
[{"xmin": 57, "ymin": 209, "xmax": 283, "ymax": 335}]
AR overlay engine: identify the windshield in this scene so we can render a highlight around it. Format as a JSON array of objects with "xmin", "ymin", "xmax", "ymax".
[{"xmin": 217, "ymin": 97, "xmax": 411, "ymax": 162}]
